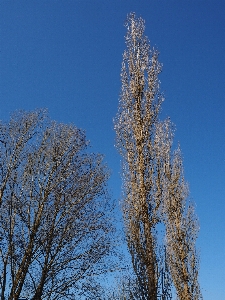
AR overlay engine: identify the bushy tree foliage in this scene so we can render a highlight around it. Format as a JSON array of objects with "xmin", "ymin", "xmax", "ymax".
[{"xmin": 0, "ymin": 110, "xmax": 115, "ymax": 300}]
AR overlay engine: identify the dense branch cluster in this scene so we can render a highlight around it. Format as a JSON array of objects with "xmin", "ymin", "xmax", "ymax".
[{"xmin": 0, "ymin": 110, "xmax": 115, "ymax": 299}]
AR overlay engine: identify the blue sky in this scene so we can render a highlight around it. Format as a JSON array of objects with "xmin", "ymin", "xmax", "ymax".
[{"xmin": 0, "ymin": 1, "xmax": 224, "ymax": 298}]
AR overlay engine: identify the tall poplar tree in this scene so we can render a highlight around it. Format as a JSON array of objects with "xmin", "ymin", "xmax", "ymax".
[
  {"xmin": 115, "ymin": 13, "xmax": 201, "ymax": 300},
  {"xmin": 163, "ymin": 148, "xmax": 202, "ymax": 300}
]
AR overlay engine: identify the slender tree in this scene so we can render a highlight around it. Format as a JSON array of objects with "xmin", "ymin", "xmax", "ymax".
[
  {"xmin": 163, "ymin": 148, "xmax": 202, "ymax": 300},
  {"xmin": 114, "ymin": 13, "xmax": 171, "ymax": 300},
  {"xmin": 115, "ymin": 13, "xmax": 201, "ymax": 300},
  {"xmin": 0, "ymin": 110, "xmax": 115, "ymax": 300}
]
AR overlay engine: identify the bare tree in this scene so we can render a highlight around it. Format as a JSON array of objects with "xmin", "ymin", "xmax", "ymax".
[
  {"xmin": 115, "ymin": 13, "xmax": 201, "ymax": 300},
  {"xmin": 163, "ymin": 149, "xmax": 202, "ymax": 300},
  {"xmin": 0, "ymin": 110, "xmax": 115, "ymax": 300},
  {"xmin": 114, "ymin": 13, "xmax": 171, "ymax": 300}
]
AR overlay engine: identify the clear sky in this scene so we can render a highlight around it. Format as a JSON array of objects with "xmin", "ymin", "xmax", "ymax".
[{"xmin": 0, "ymin": 1, "xmax": 224, "ymax": 299}]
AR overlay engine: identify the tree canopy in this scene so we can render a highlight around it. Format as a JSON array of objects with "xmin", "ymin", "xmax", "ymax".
[{"xmin": 0, "ymin": 110, "xmax": 115, "ymax": 300}]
